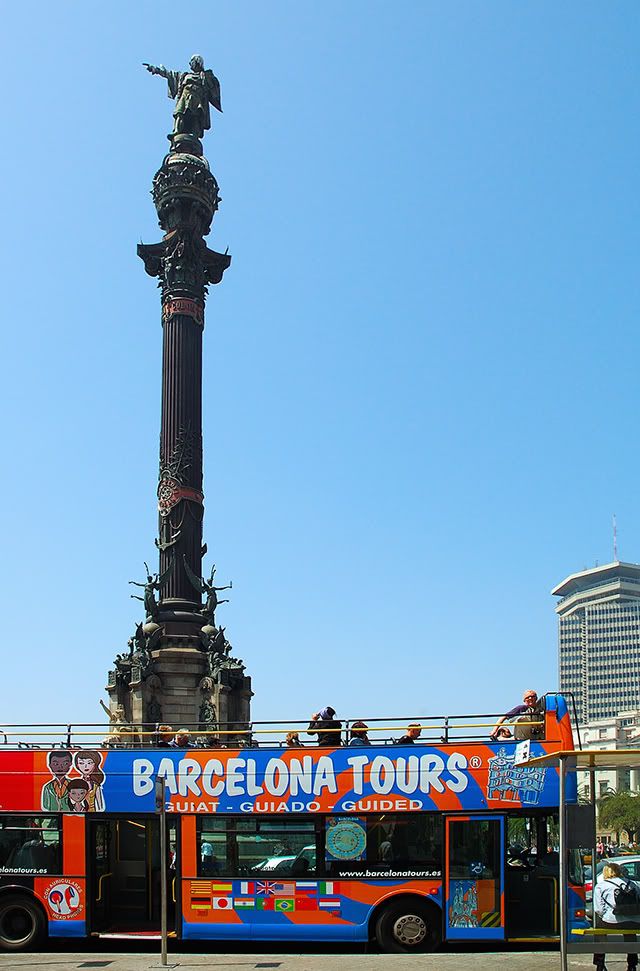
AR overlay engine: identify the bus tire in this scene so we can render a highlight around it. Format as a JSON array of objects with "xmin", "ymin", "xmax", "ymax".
[
  {"xmin": 374, "ymin": 897, "xmax": 441, "ymax": 953},
  {"xmin": 0, "ymin": 893, "xmax": 46, "ymax": 951}
]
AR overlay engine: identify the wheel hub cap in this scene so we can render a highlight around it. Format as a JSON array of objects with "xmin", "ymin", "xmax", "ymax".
[{"xmin": 393, "ymin": 913, "xmax": 427, "ymax": 945}]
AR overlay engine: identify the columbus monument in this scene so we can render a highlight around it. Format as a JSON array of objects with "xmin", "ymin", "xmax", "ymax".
[{"xmin": 105, "ymin": 55, "xmax": 252, "ymax": 738}]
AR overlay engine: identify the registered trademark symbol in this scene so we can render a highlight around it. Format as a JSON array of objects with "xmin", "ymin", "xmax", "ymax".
[{"xmin": 469, "ymin": 756, "xmax": 482, "ymax": 769}]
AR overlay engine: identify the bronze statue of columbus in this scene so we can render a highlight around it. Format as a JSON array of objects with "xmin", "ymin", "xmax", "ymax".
[{"xmin": 144, "ymin": 54, "xmax": 222, "ymax": 140}]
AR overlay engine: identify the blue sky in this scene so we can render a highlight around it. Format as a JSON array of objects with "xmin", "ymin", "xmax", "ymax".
[{"xmin": 0, "ymin": 2, "xmax": 638, "ymax": 730}]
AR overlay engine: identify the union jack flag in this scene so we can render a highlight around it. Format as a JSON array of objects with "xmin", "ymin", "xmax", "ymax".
[{"xmin": 256, "ymin": 881, "xmax": 277, "ymax": 896}]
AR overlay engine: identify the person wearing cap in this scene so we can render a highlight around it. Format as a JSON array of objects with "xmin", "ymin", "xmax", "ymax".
[
  {"xmin": 349, "ymin": 721, "xmax": 371, "ymax": 746},
  {"xmin": 170, "ymin": 729, "xmax": 193, "ymax": 748},
  {"xmin": 490, "ymin": 690, "xmax": 539, "ymax": 741},
  {"xmin": 308, "ymin": 707, "xmax": 342, "ymax": 747}
]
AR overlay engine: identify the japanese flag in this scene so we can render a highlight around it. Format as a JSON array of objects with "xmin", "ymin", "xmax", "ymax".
[{"xmin": 212, "ymin": 896, "xmax": 233, "ymax": 910}]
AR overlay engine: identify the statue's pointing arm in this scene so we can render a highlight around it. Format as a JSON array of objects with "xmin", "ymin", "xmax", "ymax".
[
  {"xmin": 144, "ymin": 62, "xmax": 169, "ymax": 78},
  {"xmin": 143, "ymin": 62, "xmax": 181, "ymax": 99},
  {"xmin": 205, "ymin": 70, "xmax": 222, "ymax": 113}
]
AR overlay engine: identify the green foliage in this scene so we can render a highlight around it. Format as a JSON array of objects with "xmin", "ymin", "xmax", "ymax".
[{"xmin": 598, "ymin": 792, "xmax": 640, "ymax": 841}]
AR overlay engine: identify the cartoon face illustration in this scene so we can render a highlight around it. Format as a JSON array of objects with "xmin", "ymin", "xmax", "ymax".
[
  {"xmin": 48, "ymin": 752, "xmax": 72, "ymax": 779},
  {"xmin": 67, "ymin": 779, "xmax": 90, "ymax": 812},
  {"xmin": 75, "ymin": 755, "xmax": 98, "ymax": 779}
]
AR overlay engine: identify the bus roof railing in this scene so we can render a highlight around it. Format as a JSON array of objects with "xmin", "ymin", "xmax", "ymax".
[{"xmin": 0, "ymin": 695, "xmax": 570, "ymax": 748}]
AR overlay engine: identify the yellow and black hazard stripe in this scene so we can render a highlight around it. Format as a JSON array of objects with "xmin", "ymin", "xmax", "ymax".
[{"xmin": 480, "ymin": 911, "xmax": 501, "ymax": 927}]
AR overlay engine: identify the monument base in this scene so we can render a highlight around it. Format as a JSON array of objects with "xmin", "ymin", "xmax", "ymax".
[{"xmin": 106, "ymin": 631, "xmax": 252, "ymax": 745}]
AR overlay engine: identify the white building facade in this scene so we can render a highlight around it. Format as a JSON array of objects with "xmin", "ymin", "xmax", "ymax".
[{"xmin": 574, "ymin": 712, "xmax": 640, "ymax": 796}]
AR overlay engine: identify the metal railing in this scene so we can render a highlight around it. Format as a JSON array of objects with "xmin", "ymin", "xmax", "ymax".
[{"xmin": 0, "ymin": 701, "xmax": 560, "ymax": 749}]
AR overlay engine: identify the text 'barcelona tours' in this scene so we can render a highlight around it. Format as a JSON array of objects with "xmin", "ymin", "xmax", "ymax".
[{"xmin": 132, "ymin": 752, "xmax": 471, "ymax": 811}]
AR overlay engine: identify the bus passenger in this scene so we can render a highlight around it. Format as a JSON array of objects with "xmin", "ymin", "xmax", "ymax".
[
  {"xmin": 156, "ymin": 725, "xmax": 174, "ymax": 747},
  {"xmin": 490, "ymin": 690, "xmax": 539, "ymax": 741},
  {"xmin": 201, "ymin": 842, "xmax": 219, "ymax": 876},
  {"xmin": 285, "ymin": 732, "xmax": 304, "ymax": 747},
  {"xmin": 170, "ymin": 729, "xmax": 193, "ymax": 748},
  {"xmin": 395, "ymin": 723, "xmax": 422, "ymax": 744},
  {"xmin": 308, "ymin": 708, "xmax": 342, "ymax": 747},
  {"xmin": 349, "ymin": 721, "xmax": 371, "ymax": 746}
]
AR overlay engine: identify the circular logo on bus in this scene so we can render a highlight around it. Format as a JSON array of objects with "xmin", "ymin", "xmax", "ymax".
[
  {"xmin": 326, "ymin": 818, "xmax": 367, "ymax": 860},
  {"xmin": 45, "ymin": 881, "xmax": 82, "ymax": 919}
]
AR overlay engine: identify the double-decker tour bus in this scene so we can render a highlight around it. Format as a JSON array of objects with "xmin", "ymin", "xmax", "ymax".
[{"xmin": 0, "ymin": 693, "xmax": 586, "ymax": 952}]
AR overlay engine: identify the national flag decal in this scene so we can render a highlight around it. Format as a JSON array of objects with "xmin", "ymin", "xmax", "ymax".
[
  {"xmin": 275, "ymin": 898, "xmax": 295, "ymax": 912},
  {"xmin": 319, "ymin": 898, "xmax": 341, "ymax": 910},
  {"xmin": 192, "ymin": 878, "xmax": 344, "ymax": 916},
  {"xmin": 190, "ymin": 880, "xmax": 212, "ymax": 910},
  {"xmin": 273, "ymin": 882, "xmax": 296, "ymax": 896},
  {"xmin": 319, "ymin": 881, "xmax": 337, "ymax": 894},
  {"xmin": 256, "ymin": 881, "xmax": 277, "ymax": 895},
  {"xmin": 212, "ymin": 896, "xmax": 233, "ymax": 910}
]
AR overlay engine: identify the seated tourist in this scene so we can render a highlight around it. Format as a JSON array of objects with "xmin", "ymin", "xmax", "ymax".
[
  {"xmin": 490, "ymin": 690, "xmax": 541, "ymax": 740},
  {"xmin": 285, "ymin": 731, "xmax": 303, "ymax": 747},
  {"xmin": 170, "ymin": 729, "xmax": 193, "ymax": 748},
  {"xmin": 349, "ymin": 721, "xmax": 371, "ymax": 746},
  {"xmin": 395, "ymin": 723, "xmax": 422, "ymax": 744},
  {"xmin": 308, "ymin": 707, "xmax": 342, "ymax": 746},
  {"xmin": 156, "ymin": 725, "xmax": 174, "ymax": 747}
]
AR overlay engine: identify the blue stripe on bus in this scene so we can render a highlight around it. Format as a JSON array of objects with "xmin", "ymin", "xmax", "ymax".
[
  {"xmin": 49, "ymin": 919, "xmax": 85, "ymax": 937},
  {"xmin": 182, "ymin": 920, "xmax": 359, "ymax": 942}
]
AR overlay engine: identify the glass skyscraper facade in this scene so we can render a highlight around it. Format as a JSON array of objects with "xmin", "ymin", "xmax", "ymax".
[{"xmin": 553, "ymin": 562, "xmax": 640, "ymax": 723}]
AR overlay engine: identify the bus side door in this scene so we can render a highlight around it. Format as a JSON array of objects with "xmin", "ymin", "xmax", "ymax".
[{"xmin": 445, "ymin": 815, "xmax": 505, "ymax": 941}]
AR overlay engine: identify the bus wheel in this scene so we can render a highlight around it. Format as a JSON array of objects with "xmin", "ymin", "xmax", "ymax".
[
  {"xmin": 375, "ymin": 899, "xmax": 441, "ymax": 953},
  {"xmin": 0, "ymin": 894, "xmax": 45, "ymax": 951}
]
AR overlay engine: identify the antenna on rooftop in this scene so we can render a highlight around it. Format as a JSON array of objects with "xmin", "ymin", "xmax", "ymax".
[{"xmin": 613, "ymin": 513, "xmax": 618, "ymax": 562}]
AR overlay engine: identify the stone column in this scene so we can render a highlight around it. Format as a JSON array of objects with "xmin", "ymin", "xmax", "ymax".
[{"xmin": 105, "ymin": 83, "xmax": 252, "ymax": 735}]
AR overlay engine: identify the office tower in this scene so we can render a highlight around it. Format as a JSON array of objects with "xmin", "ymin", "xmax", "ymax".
[{"xmin": 552, "ymin": 562, "xmax": 640, "ymax": 722}]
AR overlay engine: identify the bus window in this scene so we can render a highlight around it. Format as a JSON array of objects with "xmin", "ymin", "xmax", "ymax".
[
  {"xmin": 196, "ymin": 818, "xmax": 317, "ymax": 877},
  {"xmin": 197, "ymin": 818, "xmax": 228, "ymax": 876},
  {"xmin": 449, "ymin": 819, "xmax": 499, "ymax": 881},
  {"xmin": 324, "ymin": 814, "xmax": 442, "ymax": 877},
  {"xmin": 0, "ymin": 816, "xmax": 61, "ymax": 875},
  {"xmin": 506, "ymin": 812, "xmax": 560, "ymax": 870}
]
